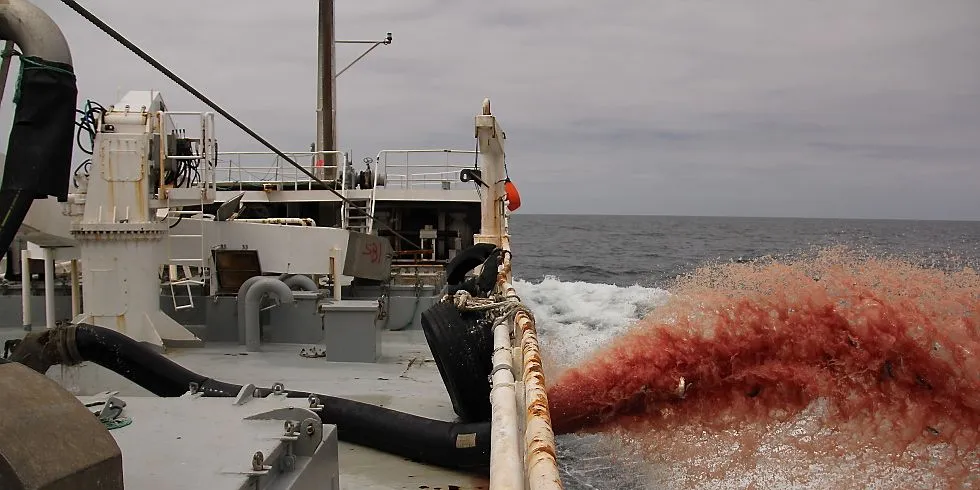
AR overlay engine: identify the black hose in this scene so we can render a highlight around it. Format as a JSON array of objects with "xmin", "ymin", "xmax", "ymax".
[
  {"xmin": 0, "ymin": 55, "xmax": 78, "ymax": 253},
  {"xmin": 72, "ymin": 324, "xmax": 217, "ymax": 396},
  {"xmin": 13, "ymin": 324, "xmax": 491, "ymax": 473},
  {"xmin": 0, "ymin": 189, "xmax": 32, "ymax": 256}
]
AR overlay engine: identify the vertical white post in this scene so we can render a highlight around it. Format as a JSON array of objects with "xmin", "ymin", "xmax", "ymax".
[
  {"xmin": 43, "ymin": 247, "xmax": 55, "ymax": 329},
  {"xmin": 70, "ymin": 259, "xmax": 81, "ymax": 319},
  {"xmin": 474, "ymin": 98, "xmax": 507, "ymax": 246},
  {"xmin": 330, "ymin": 249, "xmax": 341, "ymax": 300},
  {"xmin": 21, "ymin": 249, "xmax": 31, "ymax": 331}
]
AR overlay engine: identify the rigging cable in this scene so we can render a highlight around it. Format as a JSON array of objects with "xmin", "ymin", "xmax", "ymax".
[{"xmin": 56, "ymin": 0, "xmax": 421, "ymax": 249}]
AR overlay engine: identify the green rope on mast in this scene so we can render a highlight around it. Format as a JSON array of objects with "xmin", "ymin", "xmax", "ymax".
[{"xmin": 7, "ymin": 51, "xmax": 76, "ymax": 104}]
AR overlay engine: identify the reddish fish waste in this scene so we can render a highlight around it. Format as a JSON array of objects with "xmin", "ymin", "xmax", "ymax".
[{"xmin": 547, "ymin": 248, "xmax": 980, "ymax": 488}]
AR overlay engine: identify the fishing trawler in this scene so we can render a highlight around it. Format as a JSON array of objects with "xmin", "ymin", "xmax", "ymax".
[{"xmin": 0, "ymin": 0, "xmax": 562, "ymax": 488}]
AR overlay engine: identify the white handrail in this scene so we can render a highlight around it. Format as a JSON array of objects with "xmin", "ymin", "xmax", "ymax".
[
  {"xmin": 214, "ymin": 150, "xmax": 343, "ymax": 190},
  {"xmin": 375, "ymin": 149, "xmax": 477, "ymax": 190}
]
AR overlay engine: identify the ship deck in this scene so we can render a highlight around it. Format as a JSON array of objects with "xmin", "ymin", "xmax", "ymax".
[{"xmin": 0, "ymin": 327, "xmax": 489, "ymax": 490}]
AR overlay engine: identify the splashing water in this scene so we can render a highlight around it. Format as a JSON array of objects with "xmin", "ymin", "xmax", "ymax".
[
  {"xmin": 545, "ymin": 248, "xmax": 980, "ymax": 488},
  {"xmin": 514, "ymin": 276, "xmax": 669, "ymax": 372}
]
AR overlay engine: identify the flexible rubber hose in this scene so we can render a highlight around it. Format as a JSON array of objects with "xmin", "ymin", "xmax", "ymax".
[
  {"xmin": 0, "ymin": 189, "xmax": 32, "ymax": 258},
  {"xmin": 12, "ymin": 323, "xmax": 491, "ymax": 472}
]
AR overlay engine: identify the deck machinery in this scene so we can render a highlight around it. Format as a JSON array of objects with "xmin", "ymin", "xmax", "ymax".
[{"xmin": 0, "ymin": 0, "xmax": 562, "ymax": 488}]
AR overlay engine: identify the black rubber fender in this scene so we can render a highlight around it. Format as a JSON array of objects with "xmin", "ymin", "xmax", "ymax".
[
  {"xmin": 445, "ymin": 243, "xmax": 497, "ymax": 286},
  {"xmin": 447, "ymin": 276, "xmax": 481, "ymax": 297},
  {"xmin": 420, "ymin": 301, "xmax": 493, "ymax": 422},
  {"xmin": 475, "ymin": 248, "xmax": 504, "ymax": 295}
]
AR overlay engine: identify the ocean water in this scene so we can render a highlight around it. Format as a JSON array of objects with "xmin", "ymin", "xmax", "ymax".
[
  {"xmin": 507, "ymin": 214, "xmax": 980, "ymax": 489},
  {"xmin": 509, "ymin": 214, "xmax": 980, "ymax": 288}
]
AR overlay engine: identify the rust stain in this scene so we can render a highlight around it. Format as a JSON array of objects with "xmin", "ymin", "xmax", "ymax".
[{"xmin": 496, "ymin": 247, "xmax": 563, "ymax": 488}]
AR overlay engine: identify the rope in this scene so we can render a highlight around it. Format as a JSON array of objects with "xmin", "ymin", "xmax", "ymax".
[
  {"xmin": 55, "ymin": 0, "xmax": 422, "ymax": 250},
  {"xmin": 452, "ymin": 290, "xmax": 511, "ymax": 311},
  {"xmin": 451, "ymin": 290, "xmax": 533, "ymax": 328},
  {"xmin": 7, "ymin": 51, "xmax": 76, "ymax": 104},
  {"xmin": 102, "ymin": 417, "xmax": 132, "ymax": 430}
]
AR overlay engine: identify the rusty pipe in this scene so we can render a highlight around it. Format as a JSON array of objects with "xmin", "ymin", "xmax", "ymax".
[
  {"xmin": 516, "ymin": 309, "xmax": 562, "ymax": 490},
  {"xmin": 499, "ymin": 272, "xmax": 562, "ymax": 489}
]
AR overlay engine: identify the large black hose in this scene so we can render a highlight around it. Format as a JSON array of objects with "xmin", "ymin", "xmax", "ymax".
[
  {"xmin": 0, "ymin": 54, "xmax": 78, "ymax": 254},
  {"xmin": 0, "ymin": 190, "xmax": 33, "ymax": 258},
  {"xmin": 10, "ymin": 324, "xmax": 491, "ymax": 473}
]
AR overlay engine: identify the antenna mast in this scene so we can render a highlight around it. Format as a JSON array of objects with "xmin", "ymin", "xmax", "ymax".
[{"xmin": 316, "ymin": 0, "xmax": 336, "ymax": 180}]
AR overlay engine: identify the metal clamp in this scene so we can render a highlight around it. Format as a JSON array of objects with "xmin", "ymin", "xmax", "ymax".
[{"xmin": 96, "ymin": 396, "xmax": 126, "ymax": 422}]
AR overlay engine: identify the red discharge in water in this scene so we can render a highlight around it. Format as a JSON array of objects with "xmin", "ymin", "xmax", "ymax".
[{"xmin": 546, "ymin": 248, "xmax": 980, "ymax": 486}]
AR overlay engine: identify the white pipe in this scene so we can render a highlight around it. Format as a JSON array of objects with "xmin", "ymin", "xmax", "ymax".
[
  {"xmin": 21, "ymin": 249, "xmax": 31, "ymax": 331},
  {"xmin": 42, "ymin": 247, "xmax": 54, "ymax": 329},
  {"xmin": 237, "ymin": 218, "xmax": 316, "ymax": 227},
  {"xmin": 489, "ymin": 320, "xmax": 524, "ymax": 490},
  {"xmin": 0, "ymin": 0, "xmax": 74, "ymax": 65},
  {"xmin": 236, "ymin": 275, "xmax": 270, "ymax": 345},
  {"xmin": 329, "ymin": 253, "xmax": 340, "ymax": 300},
  {"xmin": 282, "ymin": 274, "xmax": 318, "ymax": 292},
  {"xmin": 70, "ymin": 259, "xmax": 80, "ymax": 319},
  {"xmin": 216, "ymin": 150, "xmax": 342, "ymax": 156},
  {"xmin": 243, "ymin": 277, "xmax": 295, "ymax": 352}
]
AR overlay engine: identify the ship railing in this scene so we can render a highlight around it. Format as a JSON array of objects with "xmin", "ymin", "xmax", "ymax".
[
  {"xmin": 213, "ymin": 151, "xmax": 344, "ymax": 190},
  {"xmin": 383, "ymin": 171, "xmax": 473, "ymax": 190},
  {"xmin": 491, "ymin": 228, "xmax": 563, "ymax": 490},
  {"xmin": 375, "ymin": 149, "xmax": 477, "ymax": 190}
]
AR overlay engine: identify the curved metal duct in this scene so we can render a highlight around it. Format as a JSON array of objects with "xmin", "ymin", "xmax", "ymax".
[
  {"xmin": 0, "ymin": 0, "xmax": 73, "ymax": 64},
  {"xmin": 243, "ymin": 277, "xmax": 295, "ymax": 352},
  {"xmin": 0, "ymin": 0, "xmax": 77, "ymax": 254},
  {"xmin": 282, "ymin": 274, "xmax": 318, "ymax": 292},
  {"xmin": 235, "ymin": 275, "xmax": 269, "ymax": 344}
]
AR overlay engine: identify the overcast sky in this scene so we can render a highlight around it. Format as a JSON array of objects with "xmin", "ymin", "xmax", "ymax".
[{"xmin": 2, "ymin": 0, "xmax": 978, "ymax": 220}]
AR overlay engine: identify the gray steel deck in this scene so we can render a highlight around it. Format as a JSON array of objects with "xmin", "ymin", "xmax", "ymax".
[{"xmin": 0, "ymin": 327, "xmax": 489, "ymax": 490}]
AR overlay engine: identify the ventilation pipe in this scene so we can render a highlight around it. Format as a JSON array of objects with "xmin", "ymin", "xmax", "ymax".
[
  {"xmin": 0, "ymin": 0, "xmax": 77, "ymax": 254},
  {"xmin": 243, "ymin": 277, "xmax": 295, "ymax": 352},
  {"xmin": 282, "ymin": 274, "xmax": 318, "ymax": 292},
  {"xmin": 236, "ymin": 275, "xmax": 269, "ymax": 344}
]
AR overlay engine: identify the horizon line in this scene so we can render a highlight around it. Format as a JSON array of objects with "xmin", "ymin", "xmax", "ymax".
[{"xmin": 513, "ymin": 212, "xmax": 980, "ymax": 222}]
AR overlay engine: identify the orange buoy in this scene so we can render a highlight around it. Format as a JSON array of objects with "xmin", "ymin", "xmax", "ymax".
[{"xmin": 504, "ymin": 179, "xmax": 521, "ymax": 211}]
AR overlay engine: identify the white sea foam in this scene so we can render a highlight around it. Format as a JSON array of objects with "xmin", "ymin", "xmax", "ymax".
[{"xmin": 513, "ymin": 276, "xmax": 669, "ymax": 372}]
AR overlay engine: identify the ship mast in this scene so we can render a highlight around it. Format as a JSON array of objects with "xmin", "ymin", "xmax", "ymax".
[{"xmin": 316, "ymin": 0, "xmax": 337, "ymax": 180}]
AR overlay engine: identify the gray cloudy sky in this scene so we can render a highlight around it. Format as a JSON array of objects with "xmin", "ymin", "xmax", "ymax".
[{"xmin": 3, "ymin": 0, "xmax": 979, "ymax": 219}]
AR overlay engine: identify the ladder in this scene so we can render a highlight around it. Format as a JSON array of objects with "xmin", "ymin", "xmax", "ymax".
[
  {"xmin": 342, "ymin": 197, "xmax": 372, "ymax": 234},
  {"xmin": 340, "ymin": 160, "xmax": 378, "ymax": 234},
  {"xmin": 159, "ymin": 110, "xmax": 216, "ymax": 310},
  {"xmin": 164, "ymin": 208, "xmax": 208, "ymax": 310}
]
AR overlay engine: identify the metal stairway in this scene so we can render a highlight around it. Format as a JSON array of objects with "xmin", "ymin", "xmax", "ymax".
[
  {"xmin": 340, "ymin": 159, "xmax": 378, "ymax": 234},
  {"xmin": 342, "ymin": 198, "xmax": 372, "ymax": 234}
]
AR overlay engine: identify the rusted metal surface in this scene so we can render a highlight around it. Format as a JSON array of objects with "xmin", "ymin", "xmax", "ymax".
[
  {"xmin": 515, "ymin": 310, "xmax": 562, "ymax": 489},
  {"xmin": 497, "ymin": 236, "xmax": 562, "ymax": 489},
  {"xmin": 477, "ymin": 101, "xmax": 560, "ymax": 488}
]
